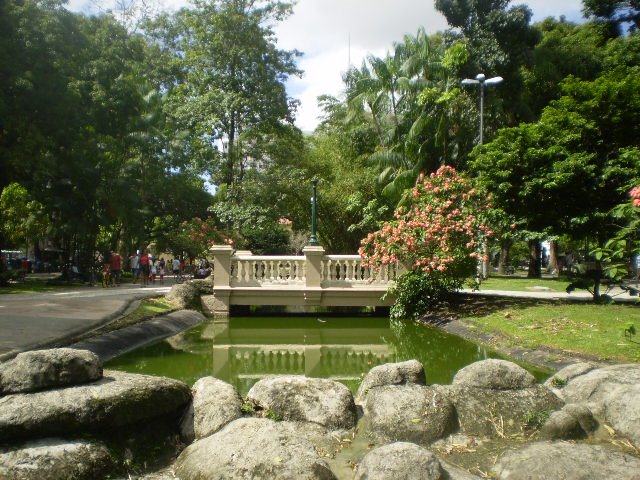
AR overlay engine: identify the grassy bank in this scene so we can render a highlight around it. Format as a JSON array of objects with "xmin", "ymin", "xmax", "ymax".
[
  {"xmin": 478, "ymin": 275, "xmax": 571, "ymax": 292},
  {"xmin": 457, "ymin": 299, "xmax": 640, "ymax": 363}
]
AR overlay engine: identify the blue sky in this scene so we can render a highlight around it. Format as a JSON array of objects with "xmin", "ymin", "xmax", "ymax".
[{"xmin": 67, "ymin": 0, "xmax": 585, "ymax": 131}]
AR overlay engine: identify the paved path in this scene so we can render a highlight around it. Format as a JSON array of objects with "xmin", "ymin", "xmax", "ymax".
[{"xmin": 0, "ymin": 283, "xmax": 172, "ymax": 361}]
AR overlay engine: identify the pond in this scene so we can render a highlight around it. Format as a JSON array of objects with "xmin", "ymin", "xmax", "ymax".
[{"xmin": 106, "ymin": 315, "xmax": 550, "ymax": 394}]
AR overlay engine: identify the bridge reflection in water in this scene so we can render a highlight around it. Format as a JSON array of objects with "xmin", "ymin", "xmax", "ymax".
[
  {"xmin": 204, "ymin": 316, "xmax": 396, "ymax": 393},
  {"xmin": 106, "ymin": 316, "xmax": 548, "ymax": 394}
]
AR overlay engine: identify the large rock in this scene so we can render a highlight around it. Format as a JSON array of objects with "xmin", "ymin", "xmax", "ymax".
[
  {"xmin": 492, "ymin": 441, "xmax": 640, "ymax": 479},
  {"xmin": 0, "ymin": 438, "xmax": 116, "ymax": 480},
  {"xmin": 0, "ymin": 348, "xmax": 102, "ymax": 394},
  {"xmin": 166, "ymin": 282, "xmax": 201, "ymax": 309},
  {"xmin": 364, "ymin": 385, "xmax": 457, "ymax": 445},
  {"xmin": 555, "ymin": 364, "xmax": 640, "ymax": 446},
  {"xmin": 540, "ymin": 404, "xmax": 597, "ymax": 440},
  {"xmin": 355, "ymin": 442, "xmax": 443, "ymax": 480},
  {"xmin": 355, "ymin": 360, "xmax": 426, "ymax": 405},
  {"xmin": 453, "ymin": 359, "xmax": 536, "ymax": 390},
  {"xmin": 0, "ymin": 370, "xmax": 190, "ymax": 441},
  {"xmin": 174, "ymin": 418, "xmax": 337, "ymax": 480},
  {"xmin": 247, "ymin": 375, "xmax": 357, "ymax": 430},
  {"xmin": 180, "ymin": 376, "xmax": 243, "ymax": 442},
  {"xmin": 436, "ymin": 384, "xmax": 563, "ymax": 437}
]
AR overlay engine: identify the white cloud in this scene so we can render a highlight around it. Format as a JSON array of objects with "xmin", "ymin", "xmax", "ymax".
[{"xmin": 66, "ymin": 0, "xmax": 585, "ymax": 132}]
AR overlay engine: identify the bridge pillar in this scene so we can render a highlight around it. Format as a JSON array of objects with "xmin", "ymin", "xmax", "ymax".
[
  {"xmin": 303, "ymin": 245, "xmax": 325, "ymax": 288},
  {"xmin": 210, "ymin": 245, "xmax": 234, "ymax": 318}
]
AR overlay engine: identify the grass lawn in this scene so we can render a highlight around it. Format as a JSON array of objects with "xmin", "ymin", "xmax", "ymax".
[
  {"xmin": 478, "ymin": 275, "xmax": 571, "ymax": 292},
  {"xmin": 460, "ymin": 300, "xmax": 640, "ymax": 363}
]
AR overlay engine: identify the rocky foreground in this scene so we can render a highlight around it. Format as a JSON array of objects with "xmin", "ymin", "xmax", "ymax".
[{"xmin": 0, "ymin": 349, "xmax": 639, "ymax": 479}]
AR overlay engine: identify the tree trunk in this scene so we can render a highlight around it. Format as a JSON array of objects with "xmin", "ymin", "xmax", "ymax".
[
  {"xmin": 527, "ymin": 239, "xmax": 541, "ymax": 278},
  {"xmin": 547, "ymin": 240, "xmax": 559, "ymax": 275},
  {"xmin": 497, "ymin": 238, "xmax": 512, "ymax": 275}
]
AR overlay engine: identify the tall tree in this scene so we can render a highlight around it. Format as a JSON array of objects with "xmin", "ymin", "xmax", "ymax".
[
  {"xmin": 147, "ymin": 0, "xmax": 302, "ymax": 192},
  {"xmin": 583, "ymin": 0, "xmax": 640, "ymax": 34}
]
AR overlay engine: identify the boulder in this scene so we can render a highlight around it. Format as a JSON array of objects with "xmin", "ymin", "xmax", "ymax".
[
  {"xmin": 436, "ymin": 384, "xmax": 563, "ymax": 437},
  {"xmin": 247, "ymin": 375, "xmax": 357, "ymax": 430},
  {"xmin": 174, "ymin": 418, "xmax": 337, "ymax": 480},
  {"xmin": 166, "ymin": 282, "xmax": 201, "ymax": 309},
  {"xmin": 540, "ymin": 403, "xmax": 598, "ymax": 440},
  {"xmin": 492, "ymin": 441, "xmax": 640, "ymax": 479},
  {"xmin": 179, "ymin": 376, "xmax": 243, "ymax": 442},
  {"xmin": 557, "ymin": 364, "xmax": 640, "ymax": 446},
  {"xmin": 440, "ymin": 461, "xmax": 483, "ymax": 479},
  {"xmin": 0, "ymin": 370, "xmax": 190, "ymax": 441},
  {"xmin": 355, "ymin": 442, "xmax": 443, "ymax": 480},
  {"xmin": 540, "ymin": 411, "xmax": 587, "ymax": 440},
  {"xmin": 355, "ymin": 360, "xmax": 426, "ymax": 405},
  {"xmin": 0, "ymin": 348, "xmax": 102, "ymax": 394},
  {"xmin": 0, "ymin": 437, "xmax": 116, "ymax": 480},
  {"xmin": 452, "ymin": 359, "xmax": 536, "ymax": 390},
  {"xmin": 364, "ymin": 385, "xmax": 457, "ymax": 445},
  {"xmin": 189, "ymin": 278, "xmax": 213, "ymax": 295}
]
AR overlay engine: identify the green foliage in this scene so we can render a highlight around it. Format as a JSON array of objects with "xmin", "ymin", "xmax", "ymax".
[
  {"xmin": 388, "ymin": 270, "xmax": 463, "ymax": 320},
  {"xmin": 242, "ymin": 223, "xmax": 291, "ymax": 255},
  {"xmin": 0, "ymin": 183, "xmax": 51, "ymax": 249},
  {"xmin": 582, "ymin": 0, "xmax": 640, "ymax": 35}
]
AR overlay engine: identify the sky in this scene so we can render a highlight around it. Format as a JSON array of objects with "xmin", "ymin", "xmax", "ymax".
[{"xmin": 67, "ymin": 0, "xmax": 585, "ymax": 132}]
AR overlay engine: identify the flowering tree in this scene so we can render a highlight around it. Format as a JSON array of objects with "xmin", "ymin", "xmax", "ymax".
[
  {"xmin": 359, "ymin": 166, "xmax": 493, "ymax": 318},
  {"xmin": 173, "ymin": 217, "xmax": 240, "ymax": 259}
]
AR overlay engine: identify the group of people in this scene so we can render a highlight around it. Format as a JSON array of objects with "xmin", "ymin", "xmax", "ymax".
[
  {"xmin": 95, "ymin": 251, "xmax": 186, "ymax": 287},
  {"xmin": 127, "ymin": 252, "xmax": 184, "ymax": 287}
]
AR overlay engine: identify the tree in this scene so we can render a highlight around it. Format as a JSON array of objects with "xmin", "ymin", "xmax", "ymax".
[
  {"xmin": 0, "ymin": 183, "xmax": 51, "ymax": 251},
  {"xmin": 146, "ymin": 0, "xmax": 301, "ymax": 191},
  {"xmin": 360, "ymin": 166, "xmax": 492, "ymax": 318},
  {"xmin": 435, "ymin": 0, "xmax": 540, "ymax": 124},
  {"xmin": 583, "ymin": 0, "xmax": 640, "ymax": 34},
  {"xmin": 471, "ymin": 65, "xmax": 640, "ymax": 284}
]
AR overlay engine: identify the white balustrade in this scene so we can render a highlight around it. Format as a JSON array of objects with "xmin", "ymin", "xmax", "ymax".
[
  {"xmin": 321, "ymin": 255, "xmax": 400, "ymax": 287},
  {"xmin": 229, "ymin": 253, "xmax": 400, "ymax": 288},
  {"xmin": 231, "ymin": 255, "xmax": 306, "ymax": 287}
]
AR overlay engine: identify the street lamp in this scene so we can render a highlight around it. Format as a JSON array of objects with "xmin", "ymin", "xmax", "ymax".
[
  {"xmin": 461, "ymin": 73, "xmax": 503, "ymax": 145},
  {"xmin": 308, "ymin": 179, "xmax": 320, "ymax": 246},
  {"xmin": 462, "ymin": 73, "xmax": 502, "ymax": 280}
]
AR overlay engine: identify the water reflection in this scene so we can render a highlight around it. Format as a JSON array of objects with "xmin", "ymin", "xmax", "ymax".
[{"xmin": 106, "ymin": 315, "xmax": 549, "ymax": 394}]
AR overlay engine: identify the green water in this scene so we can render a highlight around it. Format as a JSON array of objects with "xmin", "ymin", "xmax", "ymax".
[{"xmin": 106, "ymin": 315, "xmax": 550, "ymax": 393}]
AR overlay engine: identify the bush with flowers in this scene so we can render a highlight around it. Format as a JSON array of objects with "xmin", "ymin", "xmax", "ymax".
[
  {"xmin": 174, "ymin": 217, "xmax": 241, "ymax": 259},
  {"xmin": 359, "ymin": 166, "xmax": 493, "ymax": 319}
]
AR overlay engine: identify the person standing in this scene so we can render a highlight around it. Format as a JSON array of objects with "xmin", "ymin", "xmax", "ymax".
[
  {"xmin": 129, "ymin": 252, "xmax": 140, "ymax": 284},
  {"xmin": 109, "ymin": 251, "xmax": 122, "ymax": 286},
  {"xmin": 139, "ymin": 251, "xmax": 150, "ymax": 287},
  {"xmin": 150, "ymin": 259, "xmax": 157, "ymax": 284},
  {"xmin": 172, "ymin": 257, "xmax": 180, "ymax": 277},
  {"xmin": 158, "ymin": 257, "xmax": 165, "ymax": 284}
]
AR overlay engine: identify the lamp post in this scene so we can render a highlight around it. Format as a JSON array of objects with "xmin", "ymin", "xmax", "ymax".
[
  {"xmin": 462, "ymin": 73, "xmax": 503, "ymax": 279},
  {"xmin": 461, "ymin": 73, "xmax": 503, "ymax": 145},
  {"xmin": 308, "ymin": 179, "xmax": 319, "ymax": 246}
]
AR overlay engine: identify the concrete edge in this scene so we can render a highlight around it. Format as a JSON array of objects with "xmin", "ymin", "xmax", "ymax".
[{"xmin": 69, "ymin": 310, "xmax": 207, "ymax": 362}]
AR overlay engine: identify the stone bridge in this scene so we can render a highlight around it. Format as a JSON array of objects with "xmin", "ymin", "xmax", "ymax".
[{"xmin": 208, "ymin": 245, "xmax": 402, "ymax": 316}]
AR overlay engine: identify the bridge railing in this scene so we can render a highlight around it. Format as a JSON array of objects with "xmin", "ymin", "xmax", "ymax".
[{"xmin": 211, "ymin": 245, "xmax": 402, "ymax": 290}]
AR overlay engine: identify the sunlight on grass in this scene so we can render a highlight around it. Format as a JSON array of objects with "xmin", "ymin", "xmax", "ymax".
[
  {"xmin": 478, "ymin": 275, "xmax": 571, "ymax": 293},
  {"xmin": 464, "ymin": 303, "xmax": 640, "ymax": 363}
]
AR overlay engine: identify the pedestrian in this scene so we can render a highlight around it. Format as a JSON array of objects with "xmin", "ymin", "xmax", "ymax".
[
  {"xmin": 139, "ymin": 251, "xmax": 149, "ymax": 287},
  {"xmin": 129, "ymin": 252, "xmax": 140, "ymax": 284},
  {"xmin": 109, "ymin": 251, "xmax": 122, "ymax": 286},
  {"xmin": 172, "ymin": 257, "xmax": 180, "ymax": 277},
  {"xmin": 158, "ymin": 258, "xmax": 165, "ymax": 284},
  {"xmin": 150, "ymin": 259, "xmax": 157, "ymax": 284}
]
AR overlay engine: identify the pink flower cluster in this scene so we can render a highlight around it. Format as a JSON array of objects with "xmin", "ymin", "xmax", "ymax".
[
  {"xmin": 630, "ymin": 186, "xmax": 640, "ymax": 208},
  {"xmin": 359, "ymin": 166, "xmax": 492, "ymax": 277}
]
